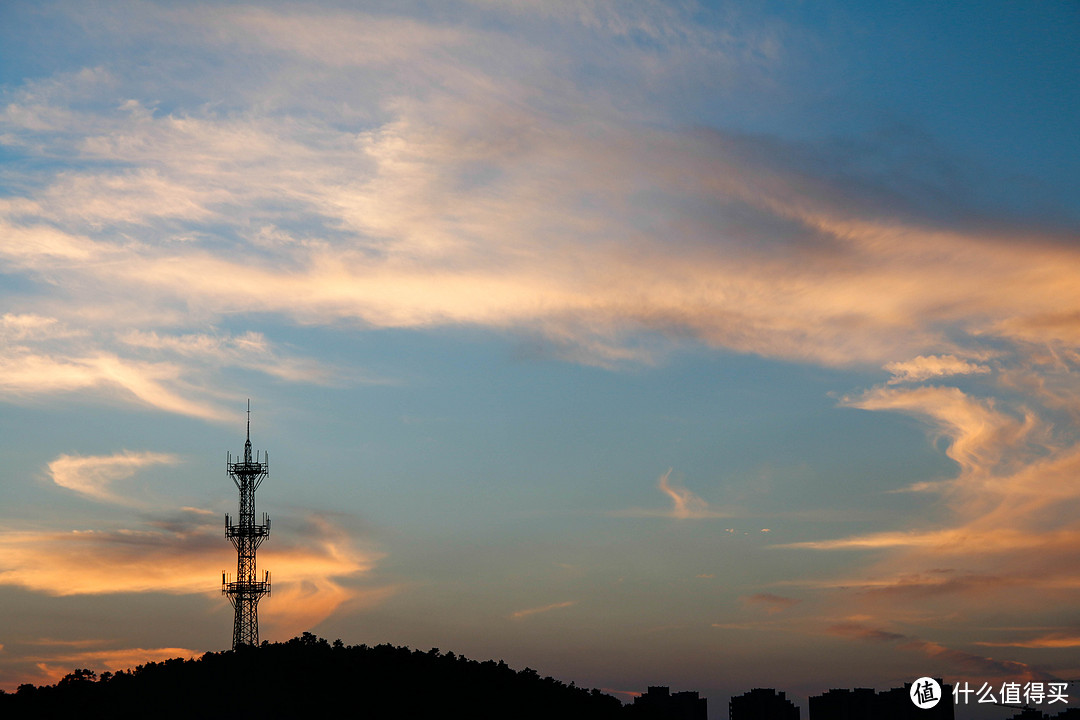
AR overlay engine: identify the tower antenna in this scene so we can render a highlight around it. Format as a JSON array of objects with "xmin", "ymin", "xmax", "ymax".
[{"xmin": 222, "ymin": 401, "xmax": 271, "ymax": 649}]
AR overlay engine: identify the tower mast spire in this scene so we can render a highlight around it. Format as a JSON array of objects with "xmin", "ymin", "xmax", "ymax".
[
  {"xmin": 222, "ymin": 400, "xmax": 271, "ymax": 649},
  {"xmin": 245, "ymin": 399, "xmax": 252, "ymax": 462}
]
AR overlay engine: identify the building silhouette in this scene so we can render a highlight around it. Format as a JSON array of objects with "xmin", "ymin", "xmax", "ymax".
[
  {"xmin": 809, "ymin": 687, "xmax": 876, "ymax": 719},
  {"xmin": 1006, "ymin": 710, "xmax": 1047, "ymax": 720},
  {"xmin": 809, "ymin": 680, "xmax": 953, "ymax": 719},
  {"xmin": 630, "ymin": 686, "xmax": 707, "ymax": 720},
  {"xmin": 1004, "ymin": 711, "xmax": 1080, "ymax": 720},
  {"xmin": 729, "ymin": 687, "xmax": 800, "ymax": 720}
]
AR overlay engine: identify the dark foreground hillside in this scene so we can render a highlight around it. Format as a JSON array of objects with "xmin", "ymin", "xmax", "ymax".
[{"xmin": 0, "ymin": 633, "xmax": 632, "ymax": 719}]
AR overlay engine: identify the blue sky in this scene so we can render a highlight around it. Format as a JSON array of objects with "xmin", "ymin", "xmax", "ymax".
[{"xmin": 1, "ymin": 1, "xmax": 1078, "ymax": 717}]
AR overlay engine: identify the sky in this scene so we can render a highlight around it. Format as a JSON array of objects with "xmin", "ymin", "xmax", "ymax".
[{"xmin": 0, "ymin": 1, "xmax": 1078, "ymax": 717}]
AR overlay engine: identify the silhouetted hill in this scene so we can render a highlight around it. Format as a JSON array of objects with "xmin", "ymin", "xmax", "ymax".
[{"xmin": 0, "ymin": 632, "xmax": 627, "ymax": 719}]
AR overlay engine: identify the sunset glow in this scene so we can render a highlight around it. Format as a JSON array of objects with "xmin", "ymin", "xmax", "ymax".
[{"xmin": 0, "ymin": 2, "xmax": 1077, "ymax": 717}]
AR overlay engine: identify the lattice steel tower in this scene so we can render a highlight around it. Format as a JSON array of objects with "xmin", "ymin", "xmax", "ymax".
[{"xmin": 222, "ymin": 401, "xmax": 271, "ymax": 649}]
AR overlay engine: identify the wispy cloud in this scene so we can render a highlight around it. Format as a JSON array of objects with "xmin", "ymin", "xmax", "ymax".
[
  {"xmin": 658, "ymin": 469, "xmax": 710, "ymax": 519},
  {"xmin": 47, "ymin": 450, "xmax": 180, "ymax": 504},
  {"xmin": 4, "ymin": 22, "xmax": 1080, "ymax": 399},
  {"xmin": 843, "ymin": 384, "xmax": 1040, "ymax": 476},
  {"xmin": 791, "ymin": 385, "xmax": 1080, "ymax": 565},
  {"xmin": 0, "ymin": 323, "xmax": 343, "ymax": 420},
  {"xmin": 975, "ymin": 634, "xmax": 1080, "ymax": 649},
  {"xmin": 0, "ymin": 350, "xmax": 228, "ymax": 420},
  {"xmin": 777, "ymin": 377, "xmax": 1080, "ymax": 678},
  {"xmin": 510, "ymin": 600, "xmax": 577, "ymax": 620},
  {"xmin": 827, "ymin": 622, "xmax": 1058, "ymax": 682},
  {"xmin": 118, "ymin": 330, "xmax": 342, "ymax": 385},
  {"xmin": 776, "ymin": 528, "xmax": 1080, "ymax": 553},
  {"xmin": 4, "ymin": 23, "xmax": 1080, "ymax": 426},
  {"xmin": 885, "ymin": 355, "xmax": 992, "ymax": 384},
  {"xmin": 1, "ymin": 314, "xmax": 74, "ymax": 342},
  {"xmin": 611, "ymin": 470, "xmax": 734, "ymax": 519},
  {"xmin": 827, "ymin": 621, "xmax": 909, "ymax": 644}
]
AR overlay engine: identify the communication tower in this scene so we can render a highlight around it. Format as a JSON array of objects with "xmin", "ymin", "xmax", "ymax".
[{"xmin": 222, "ymin": 401, "xmax": 271, "ymax": 649}]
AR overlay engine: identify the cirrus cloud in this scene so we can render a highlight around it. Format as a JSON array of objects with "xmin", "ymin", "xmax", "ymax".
[{"xmin": 47, "ymin": 450, "xmax": 180, "ymax": 504}]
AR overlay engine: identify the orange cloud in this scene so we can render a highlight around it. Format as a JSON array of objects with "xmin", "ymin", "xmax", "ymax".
[
  {"xmin": 790, "ymin": 385, "xmax": 1080, "ymax": 563},
  {"xmin": 118, "ymin": 330, "xmax": 343, "ymax": 385},
  {"xmin": 611, "ymin": 469, "xmax": 734, "ymax": 519},
  {"xmin": 0, "ymin": 221, "xmax": 108, "ymax": 268},
  {"xmin": 658, "ymin": 469, "xmax": 709, "ymax": 519},
  {"xmin": 885, "ymin": 355, "xmax": 991, "ymax": 384},
  {"xmin": 2, "ymin": 4, "xmax": 1080, "ymax": 386},
  {"xmin": 777, "ymin": 528, "xmax": 1080, "ymax": 553},
  {"xmin": 1, "ymin": 314, "xmax": 71, "ymax": 342},
  {"xmin": 21, "ymin": 646, "xmax": 202, "ymax": 689},
  {"xmin": 0, "ymin": 349, "xmax": 227, "ymax": 420},
  {"xmin": 7, "ymin": 54, "xmax": 1080, "ymax": 425},
  {"xmin": 826, "ymin": 622, "xmax": 1057, "ymax": 682},
  {"xmin": 742, "ymin": 593, "xmax": 800, "ymax": 614},
  {"xmin": 773, "ymin": 373, "xmax": 1080, "ymax": 678},
  {"xmin": 844, "ymin": 385, "xmax": 1038, "ymax": 476},
  {"xmin": 0, "ymin": 512, "xmax": 384, "ymax": 634},
  {"xmin": 827, "ymin": 622, "xmax": 908, "ymax": 643},
  {"xmin": 975, "ymin": 634, "xmax": 1080, "ymax": 649}
]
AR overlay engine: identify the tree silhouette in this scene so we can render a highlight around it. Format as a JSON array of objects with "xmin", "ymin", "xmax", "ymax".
[{"xmin": 0, "ymin": 633, "xmax": 626, "ymax": 719}]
